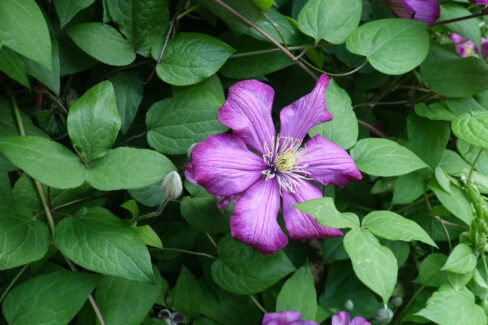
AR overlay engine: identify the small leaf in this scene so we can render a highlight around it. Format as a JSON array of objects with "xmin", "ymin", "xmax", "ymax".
[
  {"xmin": 53, "ymin": 0, "xmax": 96, "ymax": 28},
  {"xmin": 413, "ymin": 253, "xmax": 448, "ymax": 287},
  {"xmin": 2, "ymin": 271, "xmax": 98, "ymax": 325},
  {"xmin": 429, "ymin": 180, "xmax": 473, "ymax": 225},
  {"xmin": 298, "ymin": 0, "xmax": 362, "ymax": 44},
  {"xmin": 362, "ymin": 210, "xmax": 437, "ymax": 247},
  {"xmin": 452, "ymin": 112, "xmax": 488, "ymax": 150},
  {"xmin": 392, "ymin": 172, "xmax": 426, "ymax": 205},
  {"xmin": 251, "ymin": 0, "xmax": 274, "ymax": 11},
  {"xmin": 156, "ymin": 33, "xmax": 235, "ymax": 86},
  {"xmin": 442, "ymin": 243, "xmax": 477, "ymax": 274},
  {"xmin": 294, "ymin": 197, "xmax": 359, "ymax": 229},
  {"xmin": 55, "ymin": 207, "xmax": 154, "ymax": 282},
  {"xmin": 68, "ymin": 80, "xmax": 121, "ymax": 161},
  {"xmin": 135, "ymin": 225, "xmax": 163, "ymax": 249},
  {"xmin": 0, "ymin": 136, "xmax": 85, "ymax": 189},
  {"xmin": 414, "ymin": 102, "xmax": 457, "ymax": 121},
  {"xmin": 435, "ymin": 167, "xmax": 451, "ymax": 193},
  {"xmin": 211, "ymin": 235, "xmax": 295, "ymax": 295},
  {"xmin": 350, "ymin": 138, "xmax": 428, "ymax": 177},
  {"xmin": 173, "ymin": 266, "xmax": 203, "ymax": 319},
  {"xmin": 343, "ymin": 228, "xmax": 398, "ymax": 304},
  {"xmin": 67, "ymin": 23, "xmax": 136, "ymax": 66},
  {"xmin": 346, "ymin": 19, "xmax": 429, "ymax": 75}
]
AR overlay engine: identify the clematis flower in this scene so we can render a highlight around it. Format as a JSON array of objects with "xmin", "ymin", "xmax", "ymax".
[
  {"xmin": 186, "ymin": 75, "xmax": 362, "ymax": 254},
  {"xmin": 383, "ymin": 0, "xmax": 440, "ymax": 24},
  {"xmin": 449, "ymin": 33, "xmax": 488, "ymax": 59},
  {"xmin": 332, "ymin": 311, "xmax": 371, "ymax": 325},
  {"xmin": 262, "ymin": 310, "xmax": 319, "ymax": 325}
]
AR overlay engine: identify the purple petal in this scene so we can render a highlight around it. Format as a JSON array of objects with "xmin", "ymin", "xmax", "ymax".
[
  {"xmin": 217, "ymin": 193, "xmax": 242, "ymax": 210},
  {"xmin": 351, "ymin": 316, "xmax": 371, "ymax": 325},
  {"xmin": 449, "ymin": 33, "xmax": 466, "ymax": 44},
  {"xmin": 262, "ymin": 311, "xmax": 302, "ymax": 325},
  {"xmin": 191, "ymin": 134, "xmax": 266, "ymax": 197},
  {"xmin": 332, "ymin": 311, "xmax": 351, "ymax": 325},
  {"xmin": 289, "ymin": 321, "xmax": 320, "ymax": 325},
  {"xmin": 231, "ymin": 178, "xmax": 288, "ymax": 254},
  {"xmin": 282, "ymin": 180, "xmax": 343, "ymax": 240},
  {"xmin": 402, "ymin": 0, "xmax": 439, "ymax": 24},
  {"xmin": 300, "ymin": 135, "xmax": 362, "ymax": 186},
  {"xmin": 383, "ymin": 0, "xmax": 415, "ymax": 19},
  {"xmin": 184, "ymin": 162, "xmax": 197, "ymax": 184},
  {"xmin": 218, "ymin": 80, "xmax": 275, "ymax": 154},
  {"xmin": 279, "ymin": 74, "xmax": 332, "ymax": 143},
  {"xmin": 481, "ymin": 37, "xmax": 488, "ymax": 59}
]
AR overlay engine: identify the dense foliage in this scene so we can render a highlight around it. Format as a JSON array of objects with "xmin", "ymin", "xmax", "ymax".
[{"xmin": 0, "ymin": 0, "xmax": 488, "ymax": 324}]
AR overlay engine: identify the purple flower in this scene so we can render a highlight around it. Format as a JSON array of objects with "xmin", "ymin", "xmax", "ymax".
[
  {"xmin": 469, "ymin": 0, "xmax": 488, "ymax": 4},
  {"xmin": 449, "ymin": 33, "xmax": 488, "ymax": 59},
  {"xmin": 186, "ymin": 75, "xmax": 362, "ymax": 254},
  {"xmin": 332, "ymin": 311, "xmax": 371, "ymax": 325},
  {"xmin": 383, "ymin": 0, "xmax": 440, "ymax": 24},
  {"xmin": 262, "ymin": 310, "xmax": 319, "ymax": 325}
]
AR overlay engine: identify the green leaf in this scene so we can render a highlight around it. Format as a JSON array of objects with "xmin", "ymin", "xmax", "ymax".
[
  {"xmin": 55, "ymin": 207, "xmax": 154, "ymax": 282},
  {"xmin": 440, "ymin": 3, "xmax": 482, "ymax": 51},
  {"xmin": 350, "ymin": 138, "xmax": 428, "ymax": 177},
  {"xmin": 407, "ymin": 114, "xmax": 450, "ymax": 169},
  {"xmin": 86, "ymin": 147, "xmax": 176, "ymax": 191},
  {"xmin": 452, "ymin": 112, "xmax": 488, "ymax": 150},
  {"xmin": 392, "ymin": 172, "xmax": 426, "ymax": 205},
  {"xmin": 108, "ymin": 71, "xmax": 143, "ymax": 135},
  {"xmin": 344, "ymin": 228, "xmax": 397, "ymax": 304},
  {"xmin": 105, "ymin": 0, "xmax": 169, "ymax": 57},
  {"xmin": 447, "ymin": 96, "xmax": 487, "ymax": 116},
  {"xmin": 413, "ymin": 253, "xmax": 448, "ymax": 287},
  {"xmin": 414, "ymin": 102, "xmax": 457, "ymax": 121},
  {"xmin": 429, "ymin": 180, "xmax": 473, "ymax": 225},
  {"xmin": 0, "ymin": 98, "xmax": 47, "ymax": 138},
  {"xmin": 309, "ymin": 79, "xmax": 358, "ymax": 149},
  {"xmin": 180, "ymin": 196, "xmax": 229, "ymax": 233},
  {"xmin": 435, "ymin": 167, "xmax": 451, "ymax": 193},
  {"xmin": 211, "ymin": 235, "xmax": 295, "ymax": 294},
  {"xmin": 346, "ymin": 19, "xmax": 429, "ymax": 75},
  {"xmin": 252, "ymin": 0, "xmax": 274, "ymax": 11},
  {"xmin": 173, "ymin": 266, "xmax": 203, "ymax": 319},
  {"xmin": 128, "ymin": 182, "xmax": 165, "ymax": 208},
  {"xmin": 0, "ymin": 136, "xmax": 85, "ymax": 189},
  {"xmin": 249, "ymin": 9, "xmax": 305, "ymax": 45},
  {"xmin": 156, "ymin": 33, "xmax": 235, "ymax": 86},
  {"xmin": 298, "ymin": 0, "xmax": 362, "ymax": 44},
  {"xmin": 442, "ymin": 243, "xmax": 477, "ymax": 274},
  {"xmin": 276, "ymin": 264, "xmax": 317, "ymax": 320},
  {"xmin": 439, "ymin": 149, "xmax": 471, "ymax": 176},
  {"xmin": 457, "ymin": 140, "xmax": 488, "ymax": 175},
  {"xmin": 2, "ymin": 271, "xmax": 98, "ymax": 325},
  {"xmin": 416, "ymin": 284, "xmax": 487, "ymax": 325},
  {"xmin": 146, "ymin": 97, "xmax": 228, "ymax": 155},
  {"xmin": 362, "ymin": 210, "xmax": 437, "ymax": 247},
  {"xmin": 67, "ymin": 23, "xmax": 136, "ymax": 66},
  {"xmin": 53, "ymin": 0, "xmax": 96, "ymax": 28},
  {"xmin": 0, "ymin": 0, "xmax": 52, "ymax": 69},
  {"xmin": 96, "ymin": 268, "xmax": 164, "ymax": 325},
  {"xmin": 0, "ymin": 47, "xmax": 29, "ymax": 88},
  {"xmin": 135, "ymin": 225, "xmax": 163, "ymax": 249},
  {"xmin": 294, "ymin": 197, "xmax": 360, "ymax": 229},
  {"xmin": 421, "ymin": 57, "xmax": 488, "ymax": 97},
  {"xmin": 0, "ymin": 196, "xmax": 50, "ymax": 270},
  {"xmin": 68, "ymin": 81, "xmax": 120, "ymax": 161}
]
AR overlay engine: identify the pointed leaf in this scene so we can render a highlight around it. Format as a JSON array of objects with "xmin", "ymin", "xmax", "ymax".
[
  {"xmin": 173, "ymin": 266, "xmax": 203, "ymax": 319},
  {"xmin": 294, "ymin": 197, "xmax": 360, "ymax": 229},
  {"xmin": 442, "ymin": 243, "xmax": 477, "ymax": 274},
  {"xmin": 452, "ymin": 112, "xmax": 488, "ymax": 150},
  {"xmin": 53, "ymin": 0, "xmax": 96, "ymax": 28}
]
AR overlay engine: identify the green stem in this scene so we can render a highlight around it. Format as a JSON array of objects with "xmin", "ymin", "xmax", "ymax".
[
  {"xmin": 300, "ymin": 57, "xmax": 369, "ymax": 77},
  {"xmin": 206, "ymin": 233, "xmax": 218, "ymax": 248},
  {"xmin": 159, "ymin": 247, "xmax": 215, "ymax": 259},
  {"xmin": 249, "ymin": 295, "xmax": 267, "ymax": 314},
  {"xmin": 177, "ymin": 3, "xmax": 201, "ymax": 20},
  {"xmin": 0, "ymin": 264, "xmax": 29, "ymax": 303},
  {"xmin": 468, "ymin": 148, "xmax": 484, "ymax": 185},
  {"xmin": 262, "ymin": 11, "xmax": 288, "ymax": 48},
  {"xmin": 138, "ymin": 198, "xmax": 170, "ymax": 220}
]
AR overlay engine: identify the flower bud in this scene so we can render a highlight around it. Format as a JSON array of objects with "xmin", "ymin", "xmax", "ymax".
[
  {"xmin": 344, "ymin": 299, "xmax": 354, "ymax": 311},
  {"xmin": 161, "ymin": 171, "xmax": 182, "ymax": 200},
  {"xmin": 392, "ymin": 297, "xmax": 403, "ymax": 307},
  {"xmin": 375, "ymin": 307, "xmax": 394, "ymax": 324}
]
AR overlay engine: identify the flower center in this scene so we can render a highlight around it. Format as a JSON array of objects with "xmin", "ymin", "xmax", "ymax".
[
  {"xmin": 464, "ymin": 43, "xmax": 476, "ymax": 57},
  {"xmin": 262, "ymin": 135, "xmax": 310, "ymax": 193}
]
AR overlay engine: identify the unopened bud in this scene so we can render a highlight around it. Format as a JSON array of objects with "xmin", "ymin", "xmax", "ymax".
[
  {"xmin": 161, "ymin": 171, "xmax": 182, "ymax": 200},
  {"xmin": 344, "ymin": 299, "xmax": 354, "ymax": 311},
  {"xmin": 375, "ymin": 307, "xmax": 393, "ymax": 324},
  {"xmin": 392, "ymin": 297, "xmax": 403, "ymax": 307}
]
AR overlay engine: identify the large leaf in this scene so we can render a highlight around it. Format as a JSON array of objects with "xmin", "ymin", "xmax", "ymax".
[
  {"xmin": 156, "ymin": 33, "xmax": 235, "ymax": 86},
  {"xmin": 416, "ymin": 284, "xmax": 487, "ymax": 325},
  {"xmin": 55, "ymin": 207, "xmax": 154, "ymax": 282},
  {"xmin": 421, "ymin": 57, "xmax": 488, "ymax": 97},
  {"xmin": 429, "ymin": 180, "xmax": 473, "ymax": 225},
  {"xmin": 180, "ymin": 196, "xmax": 229, "ymax": 233},
  {"xmin": 298, "ymin": 0, "xmax": 362, "ymax": 44},
  {"xmin": 0, "ymin": 0, "xmax": 52, "ymax": 69},
  {"xmin": 108, "ymin": 71, "xmax": 143, "ymax": 135},
  {"xmin": 440, "ymin": 3, "xmax": 482, "ymax": 51},
  {"xmin": 0, "ymin": 136, "xmax": 85, "ymax": 189},
  {"xmin": 0, "ymin": 196, "xmax": 50, "ymax": 270},
  {"xmin": 96, "ymin": 268, "xmax": 164, "ymax": 325},
  {"xmin": 294, "ymin": 197, "xmax": 360, "ymax": 229},
  {"xmin": 67, "ymin": 23, "xmax": 136, "ymax": 66},
  {"xmin": 309, "ymin": 79, "xmax": 358, "ymax": 149},
  {"xmin": 276, "ymin": 264, "xmax": 317, "ymax": 320},
  {"xmin": 346, "ymin": 19, "xmax": 429, "ymax": 75},
  {"xmin": 362, "ymin": 211, "xmax": 436, "ymax": 247},
  {"xmin": 2, "ymin": 271, "xmax": 98, "ymax": 325},
  {"xmin": 0, "ymin": 47, "xmax": 29, "ymax": 88},
  {"xmin": 452, "ymin": 112, "xmax": 488, "ymax": 150},
  {"xmin": 350, "ymin": 138, "xmax": 428, "ymax": 176},
  {"xmin": 68, "ymin": 81, "xmax": 120, "ymax": 161},
  {"xmin": 53, "ymin": 0, "xmax": 96, "ymax": 28},
  {"xmin": 86, "ymin": 147, "xmax": 176, "ymax": 191},
  {"xmin": 173, "ymin": 266, "xmax": 203, "ymax": 319},
  {"xmin": 442, "ymin": 243, "xmax": 477, "ymax": 274},
  {"xmin": 392, "ymin": 172, "xmax": 426, "ymax": 205},
  {"xmin": 343, "ymin": 228, "xmax": 397, "ymax": 304},
  {"xmin": 211, "ymin": 235, "xmax": 295, "ymax": 294}
]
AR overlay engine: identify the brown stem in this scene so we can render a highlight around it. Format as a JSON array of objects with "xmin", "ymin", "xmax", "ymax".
[
  {"xmin": 430, "ymin": 11, "xmax": 488, "ymax": 26},
  {"xmin": 357, "ymin": 119, "xmax": 387, "ymax": 138}
]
